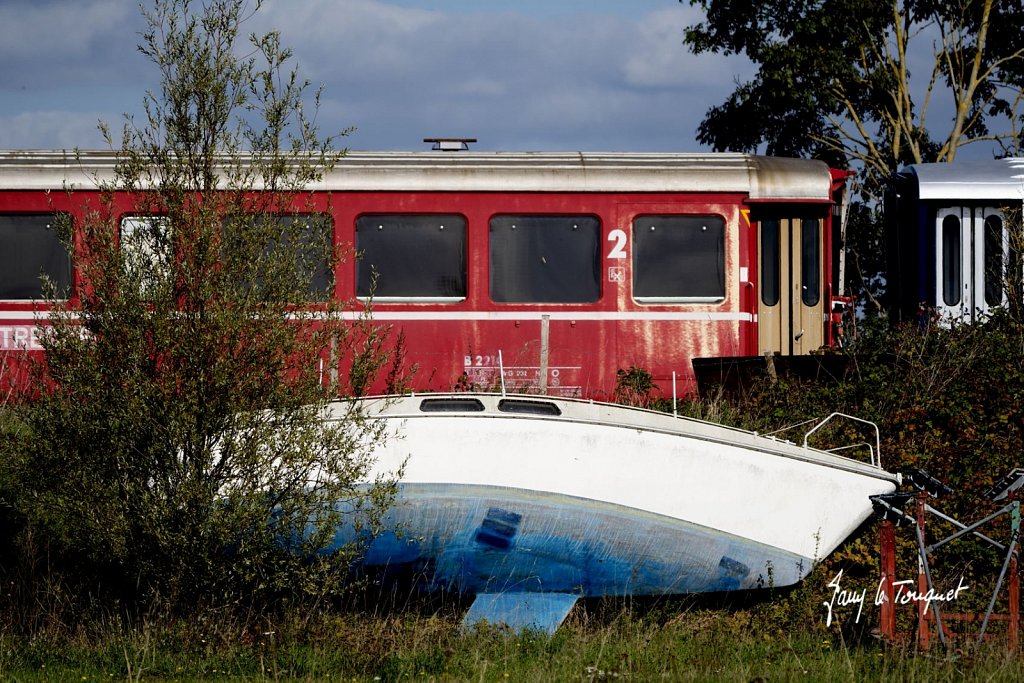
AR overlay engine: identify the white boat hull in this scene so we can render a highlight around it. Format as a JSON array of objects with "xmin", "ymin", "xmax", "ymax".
[{"xmin": 325, "ymin": 394, "xmax": 898, "ymax": 598}]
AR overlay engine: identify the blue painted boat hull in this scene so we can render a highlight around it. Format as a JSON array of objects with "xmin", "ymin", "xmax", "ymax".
[{"xmin": 330, "ymin": 482, "xmax": 810, "ymax": 596}]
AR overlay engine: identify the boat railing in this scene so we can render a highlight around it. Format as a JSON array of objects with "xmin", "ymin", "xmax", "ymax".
[
  {"xmin": 757, "ymin": 417, "xmax": 818, "ymax": 441},
  {"xmin": 822, "ymin": 442, "xmax": 876, "ymax": 467},
  {"xmin": 803, "ymin": 413, "xmax": 882, "ymax": 469}
]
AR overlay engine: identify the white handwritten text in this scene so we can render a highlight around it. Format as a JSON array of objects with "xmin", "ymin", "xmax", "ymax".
[{"xmin": 823, "ymin": 569, "xmax": 969, "ymax": 625}]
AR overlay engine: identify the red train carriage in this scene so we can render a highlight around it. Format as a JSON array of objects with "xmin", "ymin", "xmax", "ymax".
[{"xmin": 0, "ymin": 150, "xmax": 847, "ymax": 397}]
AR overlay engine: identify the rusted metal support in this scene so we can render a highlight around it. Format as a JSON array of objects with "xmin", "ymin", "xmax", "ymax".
[
  {"xmin": 874, "ymin": 470, "xmax": 1024, "ymax": 651},
  {"xmin": 979, "ymin": 500, "xmax": 1020, "ymax": 645},
  {"xmin": 916, "ymin": 493, "xmax": 930, "ymax": 650},
  {"xmin": 1010, "ymin": 551, "xmax": 1019, "ymax": 651},
  {"xmin": 1010, "ymin": 493, "xmax": 1020, "ymax": 652},
  {"xmin": 879, "ymin": 519, "xmax": 897, "ymax": 640}
]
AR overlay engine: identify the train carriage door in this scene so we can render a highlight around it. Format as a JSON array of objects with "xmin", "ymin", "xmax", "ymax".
[
  {"xmin": 980, "ymin": 208, "xmax": 1010, "ymax": 315},
  {"xmin": 934, "ymin": 206, "xmax": 1008, "ymax": 322},
  {"xmin": 757, "ymin": 217, "xmax": 824, "ymax": 356}
]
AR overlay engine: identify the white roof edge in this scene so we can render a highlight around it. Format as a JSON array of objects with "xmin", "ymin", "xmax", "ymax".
[
  {"xmin": 0, "ymin": 150, "xmax": 834, "ymax": 201},
  {"xmin": 905, "ymin": 158, "xmax": 1024, "ymax": 200}
]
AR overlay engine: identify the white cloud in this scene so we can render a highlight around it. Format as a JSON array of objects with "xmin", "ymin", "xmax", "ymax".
[
  {"xmin": 247, "ymin": 0, "xmax": 753, "ymax": 150},
  {"xmin": 0, "ymin": 111, "xmax": 110, "ymax": 150},
  {"xmin": 0, "ymin": 0, "xmax": 144, "ymax": 88},
  {"xmin": 0, "ymin": 0, "xmax": 754, "ymax": 152},
  {"xmin": 624, "ymin": 8, "xmax": 753, "ymax": 89}
]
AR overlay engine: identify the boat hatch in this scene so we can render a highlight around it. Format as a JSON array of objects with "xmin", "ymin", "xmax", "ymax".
[
  {"xmin": 419, "ymin": 397, "xmax": 486, "ymax": 412},
  {"xmin": 497, "ymin": 398, "xmax": 562, "ymax": 416}
]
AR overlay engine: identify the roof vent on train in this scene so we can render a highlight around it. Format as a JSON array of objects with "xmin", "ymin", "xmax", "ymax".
[{"xmin": 424, "ymin": 137, "xmax": 477, "ymax": 151}]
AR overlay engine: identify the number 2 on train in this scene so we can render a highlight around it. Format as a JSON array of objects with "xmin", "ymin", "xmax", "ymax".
[{"xmin": 607, "ymin": 229, "xmax": 627, "ymax": 259}]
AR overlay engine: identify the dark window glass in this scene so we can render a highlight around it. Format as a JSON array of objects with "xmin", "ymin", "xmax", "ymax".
[
  {"xmin": 760, "ymin": 219, "xmax": 780, "ymax": 307},
  {"xmin": 498, "ymin": 398, "xmax": 561, "ymax": 415},
  {"xmin": 356, "ymin": 214, "xmax": 466, "ymax": 298},
  {"xmin": 224, "ymin": 214, "xmax": 333, "ymax": 301},
  {"xmin": 801, "ymin": 218, "xmax": 820, "ymax": 307},
  {"xmin": 984, "ymin": 214, "xmax": 1004, "ymax": 307},
  {"xmin": 633, "ymin": 215, "xmax": 725, "ymax": 300},
  {"xmin": 942, "ymin": 214, "xmax": 961, "ymax": 306},
  {"xmin": 490, "ymin": 215, "xmax": 600, "ymax": 303},
  {"xmin": 420, "ymin": 398, "xmax": 485, "ymax": 412},
  {"xmin": 0, "ymin": 214, "xmax": 72, "ymax": 299}
]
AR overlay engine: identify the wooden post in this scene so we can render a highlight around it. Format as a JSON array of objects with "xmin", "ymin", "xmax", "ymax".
[{"xmin": 879, "ymin": 520, "xmax": 896, "ymax": 640}]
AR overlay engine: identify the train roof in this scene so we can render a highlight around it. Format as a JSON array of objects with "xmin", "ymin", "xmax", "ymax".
[
  {"xmin": 0, "ymin": 150, "xmax": 834, "ymax": 201},
  {"xmin": 902, "ymin": 157, "xmax": 1024, "ymax": 200}
]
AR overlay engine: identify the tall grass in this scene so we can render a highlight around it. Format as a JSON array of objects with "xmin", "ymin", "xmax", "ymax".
[{"xmin": 3, "ymin": 600, "xmax": 1023, "ymax": 682}]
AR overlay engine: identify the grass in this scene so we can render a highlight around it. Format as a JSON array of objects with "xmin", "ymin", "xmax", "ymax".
[{"xmin": 3, "ymin": 600, "xmax": 1024, "ymax": 682}]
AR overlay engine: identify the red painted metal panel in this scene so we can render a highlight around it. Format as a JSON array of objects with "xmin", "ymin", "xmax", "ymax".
[{"xmin": 1, "ymin": 167, "xmax": 842, "ymax": 398}]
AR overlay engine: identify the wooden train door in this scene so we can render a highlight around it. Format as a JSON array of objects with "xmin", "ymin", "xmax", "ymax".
[
  {"xmin": 757, "ymin": 217, "xmax": 824, "ymax": 356},
  {"xmin": 934, "ymin": 206, "xmax": 1008, "ymax": 322}
]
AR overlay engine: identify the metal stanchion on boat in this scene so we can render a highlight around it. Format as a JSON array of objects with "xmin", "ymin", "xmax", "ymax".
[
  {"xmin": 672, "ymin": 371, "xmax": 677, "ymax": 417},
  {"xmin": 498, "ymin": 349, "xmax": 506, "ymax": 396}
]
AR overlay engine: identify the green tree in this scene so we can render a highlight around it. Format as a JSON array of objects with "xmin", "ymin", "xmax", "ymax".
[
  {"xmin": 6, "ymin": 0, "xmax": 403, "ymax": 616},
  {"xmin": 682, "ymin": 0, "xmax": 1024, "ymax": 198},
  {"xmin": 683, "ymin": 0, "xmax": 1024, "ymax": 306}
]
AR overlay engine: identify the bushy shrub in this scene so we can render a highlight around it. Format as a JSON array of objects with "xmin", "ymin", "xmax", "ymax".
[{"xmin": 0, "ymin": 0, "xmax": 405, "ymax": 625}]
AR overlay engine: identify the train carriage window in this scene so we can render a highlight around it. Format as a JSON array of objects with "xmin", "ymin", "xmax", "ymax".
[
  {"xmin": 224, "ymin": 214, "xmax": 333, "ymax": 301},
  {"xmin": 121, "ymin": 216, "xmax": 171, "ymax": 296},
  {"xmin": 760, "ymin": 219, "xmax": 780, "ymax": 307},
  {"xmin": 633, "ymin": 215, "xmax": 725, "ymax": 302},
  {"xmin": 941, "ymin": 214, "xmax": 962, "ymax": 306},
  {"xmin": 490, "ymin": 215, "xmax": 600, "ymax": 303},
  {"xmin": 801, "ymin": 218, "xmax": 821, "ymax": 307},
  {"xmin": 984, "ymin": 214, "xmax": 1004, "ymax": 307},
  {"xmin": 356, "ymin": 214, "xmax": 466, "ymax": 300},
  {"xmin": 0, "ymin": 214, "xmax": 72, "ymax": 299}
]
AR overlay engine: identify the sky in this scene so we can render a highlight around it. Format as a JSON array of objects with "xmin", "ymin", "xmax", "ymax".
[{"xmin": 0, "ymin": 0, "xmax": 755, "ymax": 153}]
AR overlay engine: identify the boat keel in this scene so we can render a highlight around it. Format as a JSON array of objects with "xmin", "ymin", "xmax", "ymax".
[{"xmin": 462, "ymin": 592, "xmax": 580, "ymax": 634}]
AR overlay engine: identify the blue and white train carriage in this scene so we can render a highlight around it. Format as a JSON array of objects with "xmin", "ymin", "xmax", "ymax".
[{"xmin": 886, "ymin": 158, "xmax": 1024, "ymax": 323}]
